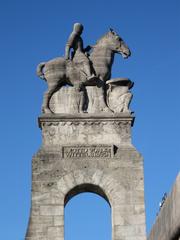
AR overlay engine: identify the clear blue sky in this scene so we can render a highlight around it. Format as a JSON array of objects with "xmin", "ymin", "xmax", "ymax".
[{"xmin": 0, "ymin": 0, "xmax": 179, "ymax": 239}]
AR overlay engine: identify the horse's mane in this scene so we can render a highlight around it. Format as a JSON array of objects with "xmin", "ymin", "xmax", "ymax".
[{"xmin": 94, "ymin": 32, "xmax": 111, "ymax": 46}]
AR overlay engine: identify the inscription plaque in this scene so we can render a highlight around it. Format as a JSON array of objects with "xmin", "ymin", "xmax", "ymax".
[{"xmin": 62, "ymin": 145, "xmax": 114, "ymax": 158}]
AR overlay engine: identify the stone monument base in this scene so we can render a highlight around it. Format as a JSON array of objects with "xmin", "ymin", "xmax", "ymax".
[
  {"xmin": 39, "ymin": 113, "xmax": 134, "ymax": 149},
  {"xmin": 26, "ymin": 113, "xmax": 146, "ymax": 240}
]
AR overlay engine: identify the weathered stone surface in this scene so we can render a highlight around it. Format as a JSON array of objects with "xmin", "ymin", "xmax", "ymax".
[
  {"xmin": 37, "ymin": 24, "xmax": 131, "ymax": 114},
  {"xmin": 28, "ymin": 17, "xmax": 147, "ymax": 240},
  {"xmin": 39, "ymin": 113, "xmax": 133, "ymax": 147},
  {"xmin": 50, "ymin": 85, "xmax": 107, "ymax": 114},
  {"xmin": 106, "ymin": 78, "xmax": 133, "ymax": 113},
  {"xmin": 26, "ymin": 112, "xmax": 146, "ymax": 240},
  {"xmin": 40, "ymin": 205, "xmax": 63, "ymax": 216},
  {"xmin": 50, "ymin": 86, "xmax": 84, "ymax": 114},
  {"xmin": 148, "ymin": 173, "xmax": 180, "ymax": 240}
]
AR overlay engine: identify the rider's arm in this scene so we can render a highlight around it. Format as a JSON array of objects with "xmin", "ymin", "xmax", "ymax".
[
  {"xmin": 65, "ymin": 45, "xmax": 70, "ymax": 60},
  {"xmin": 65, "ymin": 33, "xmax": 76, "ymax": 60}
]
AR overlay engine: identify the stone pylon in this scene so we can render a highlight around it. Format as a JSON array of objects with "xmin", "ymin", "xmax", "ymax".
[
  {"xmin": 25, "ymin": 111, "xmax": 147, "ymax": 240},
  {"xmin": 26, "ymin": 23, "xmax": 146, "ymax": 240}
]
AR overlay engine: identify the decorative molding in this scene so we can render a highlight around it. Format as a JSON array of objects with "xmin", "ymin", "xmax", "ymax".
[{"xmin": 39, "ymin": 114, "xmax": 134, "ymax": 128}]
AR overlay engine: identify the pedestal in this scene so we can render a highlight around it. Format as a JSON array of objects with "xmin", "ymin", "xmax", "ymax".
[{"xmin": 26, "ymin": 113, "xmax": 146, "ymax": 240}]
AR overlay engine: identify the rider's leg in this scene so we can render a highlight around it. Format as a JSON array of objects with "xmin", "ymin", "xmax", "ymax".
[{"xmin": 83, "ymin": 62, "xmax": 95, "ymax": 80}]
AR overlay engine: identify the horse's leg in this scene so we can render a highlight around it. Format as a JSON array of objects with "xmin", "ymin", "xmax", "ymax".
[
  {"xmin": 42, "ymin": 90, "xmax": 49, "ymax": 113},
  {"xmin": 42, "ymin": 89, "xmax": 55, "ymax": 114},
  {"xmin": 98, "ymin": 79, "xmax": 112, "ymax": 113},
  {"xmin": 73, "ymin": 82, "xmax": 85, "ymax": 113},
  {"xmin": 79, "ymin": 84, "xmax": 86, "ymax": 113},
  {"xmin": 42, "ymin": 83, "xmax": 61, "ymax": 114}
]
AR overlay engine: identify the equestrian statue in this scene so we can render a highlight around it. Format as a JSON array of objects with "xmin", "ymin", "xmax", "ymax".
[{"xmin": 37, "ymin": 23, "xmax": 132, "ymax": 114}]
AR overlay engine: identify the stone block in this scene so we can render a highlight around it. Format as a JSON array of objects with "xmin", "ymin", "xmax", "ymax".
[
  {"xmin": 47, "ymin": 226, "xmax": 64, "ymax": 238},
  {"xmin": 54, "ymin": 216, "xmax": 64, "ymax": 226},
  {"xmin": 40, "ymin": 205, "xmax": 63, "ymax": 216},
  {"xmin": 114, "ymin": 225, "xmax": 146, "ymax": 237}
]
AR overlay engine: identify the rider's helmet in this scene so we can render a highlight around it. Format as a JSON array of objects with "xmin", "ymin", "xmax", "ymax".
[{"xmin": 73, "ymin": 23, "xmax": 84, "ymax": 34}]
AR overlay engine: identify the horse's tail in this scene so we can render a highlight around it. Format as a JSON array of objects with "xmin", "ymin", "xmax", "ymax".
[{"xmin": 36, "ymin": 62, "xmax": 46, "ymax": 80}]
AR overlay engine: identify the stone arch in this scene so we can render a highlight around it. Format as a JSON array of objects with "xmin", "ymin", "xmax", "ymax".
[
  {"xmin": 56, "ymin": 168, "xmax": 123, "ymax": 207},
  {"xmin": 52, "ymin": 167, "xmax": 129, "ymax": 240},
  {"xmin": 64, "ymin": 183, "xmax": 110, "ymax": 206}
]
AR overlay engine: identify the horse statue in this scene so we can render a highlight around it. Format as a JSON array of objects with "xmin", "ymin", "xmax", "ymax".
[{"xmin": 37, "ymin": 29, "xmax": 131, "ymax": 113}]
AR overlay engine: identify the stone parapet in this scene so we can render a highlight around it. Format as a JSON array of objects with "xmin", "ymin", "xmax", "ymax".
[{"xmin": 148, "ymin": 173, "xmax": 180, "ymax": 240}]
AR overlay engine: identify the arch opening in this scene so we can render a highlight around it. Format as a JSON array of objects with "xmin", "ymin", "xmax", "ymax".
[{"xmin": 65, "ymin": 189, "xmax": 111, "ymax": 240}]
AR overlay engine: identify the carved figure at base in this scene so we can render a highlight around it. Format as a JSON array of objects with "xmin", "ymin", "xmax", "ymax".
[
  {"xmin": 106, "ymin": 78, "xmax": 133, "ymax": 113},
  {"xmin": 37, "ymin": 24, "xmax": 131, "ymax": 114}
]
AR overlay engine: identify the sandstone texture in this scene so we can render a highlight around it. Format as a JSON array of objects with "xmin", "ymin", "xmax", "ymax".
[
  {"xmin": 148, "ymin": 173, "xmax": 180, "ymax": 240},
  {"xmin": 26, "ymin": 113, "xmax": 147, "ymax": 240},
  {"xmin": 27, "ymin": 23, "xmax": 148, "ymax": 240}
]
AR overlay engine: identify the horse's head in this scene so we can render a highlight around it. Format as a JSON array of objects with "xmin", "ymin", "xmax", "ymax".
[{"xmin": 107, "ymin": 29, "xmax": 131, "ymax": 58}]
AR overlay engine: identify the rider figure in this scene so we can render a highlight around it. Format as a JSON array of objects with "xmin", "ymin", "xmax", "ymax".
[{"xmin": 65, "ymin": 23, "xmax": 95, "ymax": 81}]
